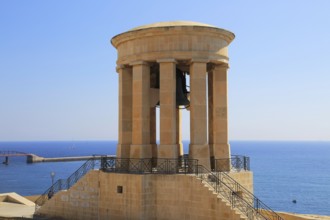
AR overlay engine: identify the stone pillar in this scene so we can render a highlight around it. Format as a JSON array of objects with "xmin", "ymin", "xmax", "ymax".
[
  {"xmin": 211, "ymin": 64, "xmax": 231, "ymax": 171},
  {"xmin": 117, "ymin": 65, "xmax": 132, "ymax": 158},
  {"xmin": 189, "ymin": 60, "xmax": 210, "ymax": 169},
  {"xmin": 158, "ymin": 59, "xmax": 178, "ymax": 159},
  {"xmin": 176, "ymin": 109, "xmax": 183, "ymax": 158},
  {"xmin": 130, "ymin": 61, "xmax": 152, "ymax": 159}
]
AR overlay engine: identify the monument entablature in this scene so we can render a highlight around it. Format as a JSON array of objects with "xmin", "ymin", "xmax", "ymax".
[
  {"xmin": 116, "ymin": 60, "xmax": 229, "ymax": 74},
  {"xmin": 111, "ymin": 21, "xmax": 234, "ymax": 66}
]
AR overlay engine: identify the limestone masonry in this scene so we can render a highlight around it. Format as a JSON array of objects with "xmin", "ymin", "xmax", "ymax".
[{"xmin": 112, "ymin": 21, "xmax": 234, "ymax": 170}]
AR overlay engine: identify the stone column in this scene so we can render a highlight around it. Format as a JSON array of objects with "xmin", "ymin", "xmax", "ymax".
[
  {"xmin": 189, "ymin": 60, "xmax": 210, "ymax": 169},
  {"xmin": 176, "ymin": 109, "xmax": 183, "ymax": 158},
  {"xmin": 130, "ymin": 61, "xmax": 152, "ymax": 159},
  {"xmin": 158, "ymin": 59, "xmax": 178, "ymax": 160},
  {"xmin": 117, "ymin": 65, "xmax": 132, "ymax": 159},
  {"xmin": 211, "ymin": 64, "xmax": 231, "ymax": 171}
]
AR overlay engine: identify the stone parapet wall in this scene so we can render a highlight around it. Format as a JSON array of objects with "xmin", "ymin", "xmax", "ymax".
[{"xmin": 228, "ymin": 171, "xmax": 254, "ymax": 194}]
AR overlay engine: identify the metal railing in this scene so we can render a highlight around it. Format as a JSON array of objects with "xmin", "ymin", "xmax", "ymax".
[
  {"xmin": 217, "ymin": 171, "xmax": 282, "ymax": 220},
  {"xmin": 212, "ymin": 155, "xmax": 250, "ymax": 172},
  {"xmin": 195, "ymin": 165, "xmax": 284, "ymax": 220},
  {"xmin": 35, "ymin": 158, "xmax": 99, "ymax": 209},
  {"xmin": 100, "ymin": 157, "xmax": 198, "ymax": 174}
]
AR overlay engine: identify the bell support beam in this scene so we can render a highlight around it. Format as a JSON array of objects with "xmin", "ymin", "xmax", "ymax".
[
  {"xmin": 116, "ymin": 65, "xmax": 132, "ymax": 158},
  {"xmin": 158, "ymin": 59, "xmax": 178, "ymax": 159},
  {"xmin": 130, "ymin": 61, "xmax": 152, "ymax": 159},
  {"xmin": 189, "ymin": 60, "xmax": 211, "ymax": 169}
]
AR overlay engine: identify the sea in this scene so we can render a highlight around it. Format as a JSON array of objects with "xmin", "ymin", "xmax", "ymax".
[{"xmin": 0, "ymin": 140, "xmax": 329, "ymax": 216}]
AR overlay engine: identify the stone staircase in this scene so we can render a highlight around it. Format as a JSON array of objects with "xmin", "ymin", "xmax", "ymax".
[
  {"xmin": 200, "ymin": 179, "xmax": 252, "ymax": 220},
  {"xmin": 194, "ymin": 166, "xmax": 284, "ymax": 220},
  {"xmin": 207, "ymin": 180, "xmax": 251, "ymax": 219}
]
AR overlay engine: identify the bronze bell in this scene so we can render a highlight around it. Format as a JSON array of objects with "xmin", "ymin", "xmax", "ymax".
[
  {"xmin": 153, "ymin": 68, "xmax": 190, "ymax": 108},
  {"xmin": 176, "ymin": 69, "xmax": 190, "ymax": 107}
]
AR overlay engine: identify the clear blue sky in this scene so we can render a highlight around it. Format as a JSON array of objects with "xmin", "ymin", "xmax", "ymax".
[{"xmin": 1, "ymin": 0, "xmax": 329, "ymax": 141}]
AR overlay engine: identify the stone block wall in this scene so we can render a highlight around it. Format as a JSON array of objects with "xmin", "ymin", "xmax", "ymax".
[
  {"xmin": 37, "ymin": 170, "xmax": 252, "ymax": 220},
  {"xmin": 37, "ymin": 171, "xmax": 99, "ymax": 219},
  {"xmin": 228, "ymin": 171, "xmax": 254, "ymax": 194}
]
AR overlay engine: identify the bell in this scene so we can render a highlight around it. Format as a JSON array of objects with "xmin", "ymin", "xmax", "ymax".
[
  {"xmin": 176, "ymin": 69, "xmax": 190, "ymax": 107},
  {"xmin": 155, "ymin": 69, "xmax": 190, "ymax": 108}
]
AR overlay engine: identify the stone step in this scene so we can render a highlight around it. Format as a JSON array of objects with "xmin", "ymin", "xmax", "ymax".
[{"xmin": 200, "ymin": 179, "xmax": 254, "ymax": 220}]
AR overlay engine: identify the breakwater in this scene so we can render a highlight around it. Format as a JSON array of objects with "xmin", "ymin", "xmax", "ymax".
[{"xmin": 26, "ymin": 155, "xmax": 114, "ymax": 163}]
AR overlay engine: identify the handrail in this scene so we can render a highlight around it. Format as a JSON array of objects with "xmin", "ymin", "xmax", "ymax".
[
  {"xmin": 195, "ymin": 165, "xmax": 284, "ymax": 220},
  {"xmin": 217, "ymin": 171, "xmax": 282, "ymax": 220},
  {"xmin": 35, "ymin": 158, "xmax": 99, "ymax": 209}
]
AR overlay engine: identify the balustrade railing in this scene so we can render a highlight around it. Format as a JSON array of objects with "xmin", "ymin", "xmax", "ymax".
[
  {"xmin": 100, "ymin": 157, "xmax": 198, "ymax": 174},
  {"xmin": 212, "ymin": 155, "xmax": 250, "ymax": 172}
]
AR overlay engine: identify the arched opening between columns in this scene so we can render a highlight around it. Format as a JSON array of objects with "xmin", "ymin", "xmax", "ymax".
[{"xmin": 150, "ymin": 61, "xmax": 191, "ymax": 160}]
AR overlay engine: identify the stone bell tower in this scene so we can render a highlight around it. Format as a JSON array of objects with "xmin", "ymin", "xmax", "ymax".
[
  {"xmin": 111, "ymin": 21, "xmax": 235, "ymax": 169},
  {"xmin": 35, "ymin": 21, "xmax": 273, "ymax": 220}
]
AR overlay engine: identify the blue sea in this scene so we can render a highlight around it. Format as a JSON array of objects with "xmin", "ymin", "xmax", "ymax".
[{"xmin": 0, "ymin": 141, "xmax": 329, "ymax": 215}]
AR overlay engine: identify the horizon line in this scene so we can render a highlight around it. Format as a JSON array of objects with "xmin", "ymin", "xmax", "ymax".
[{"xmin": 1, "ymin": 139, "xmax": 330, "ymax": 142}]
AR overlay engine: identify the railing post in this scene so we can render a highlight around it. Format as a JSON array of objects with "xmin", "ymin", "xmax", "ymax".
[
  {"xmin": 255, "ymin": 198, "xmax": 259, "ymax": 212},
  {"xmin": 166, "ymin": 159, "xmax": 169, "ymax": 173},
  {"xmin": 101, "ymin": 155, "xmax": 108, "ymax": 170},
  {"xmin": 183, "ymin": 159, "xmax": 187, "ymax": 174},
  {"xmin": 234, "ymin": 155, "xmax": 239, "ymax": 170},
  {"xmin": 244, "ymin": 156, "xmax": 250, "ymax": 171},
  {"xmin": 242, "ymin": 156, "xmax": 245, "ymax": 170},
  {"xmin": 92, "ymin": 158, "xmax": 95, "ymax": 170},
  {"xmin": 59, "ymin": 179, "xmax": 62, "ymax": 191},
  {"xmin": 151, "ymin": 158, "xmax": 154, "ymax": 173},
  {"xmin": 231, "ymin": 192, "xmax": 234, "ymax": 208},
  {"xmin": 215, "ymin": 175, "xmax": 218, "ymax": 193}
]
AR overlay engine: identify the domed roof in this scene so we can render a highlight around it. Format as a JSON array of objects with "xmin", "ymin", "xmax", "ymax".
[
  {"xmin": 129, "ymin": 21, "xmax": 216, "ymax": 31},
  {"xmin": 111, "ymin": 21, "xmax": 235, "ymax": 48}
]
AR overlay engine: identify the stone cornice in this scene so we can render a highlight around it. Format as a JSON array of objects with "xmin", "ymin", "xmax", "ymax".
[
  {"xmin": 116, "ymin": 64, "xmax": 131, "ymax": 73},
  {"xmin": 111, "ymin": 25, "xmax": 235, "ymax": 48}
]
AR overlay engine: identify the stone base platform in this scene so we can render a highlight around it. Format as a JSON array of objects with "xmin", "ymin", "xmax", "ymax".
[{"xmin": 36, "ymin": 170, "xmax": 253, "ymax": 220}]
